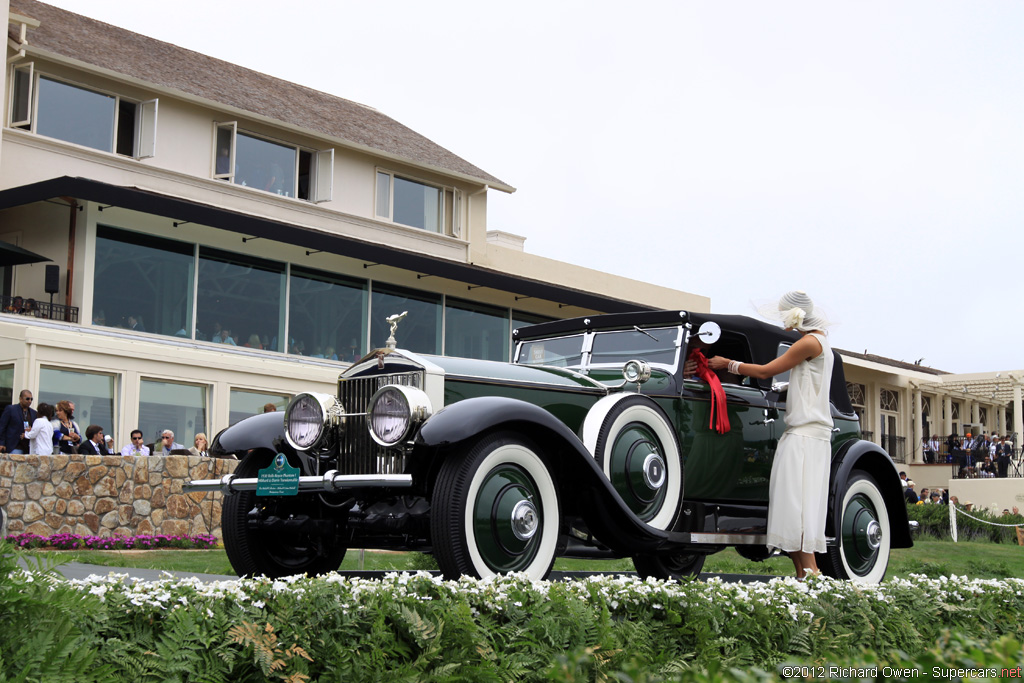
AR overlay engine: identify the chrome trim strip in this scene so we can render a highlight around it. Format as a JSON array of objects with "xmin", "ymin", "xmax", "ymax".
[
  {"xmin": 689, "ymin": 532, "xmax": 767, "ymax": 545},
  {"xmin": 184, "ymin": 472, "xmax": 413, "ymax": 494},
  {"xmin": 446, "ymin": 375, "xmax": 607, "ymax": 394}
]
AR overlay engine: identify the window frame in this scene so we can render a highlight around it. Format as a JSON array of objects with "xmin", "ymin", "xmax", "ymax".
[
  {"xmin": 212, "ymin": 121, "xmax": 333, "ymax": 203},
  {"xmin": 375, "ymin": 168, "xmax": 462, "ymax": 236},
  {"xmin": 8, "ymin": 66, "xmax": 157, "ymax": 158}
]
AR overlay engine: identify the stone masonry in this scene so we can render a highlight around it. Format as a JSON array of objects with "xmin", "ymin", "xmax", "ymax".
[{"xmin": 0, "ymin": 454, "xmax": 239, "ymax": 539}]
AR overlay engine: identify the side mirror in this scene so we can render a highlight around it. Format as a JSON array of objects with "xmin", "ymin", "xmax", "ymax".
[
  {"xmin": 695, "ymin": 321, "xmax": 721, "ymax": 345},
  {"xmin": 771, "ymin": 381, "xmax": 789, "ymax": 394}
]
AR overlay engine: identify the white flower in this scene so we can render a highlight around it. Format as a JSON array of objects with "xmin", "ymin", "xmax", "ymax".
[{"xmin": 782, "ymin": 307, "xmax": 806, "ymax": 330}]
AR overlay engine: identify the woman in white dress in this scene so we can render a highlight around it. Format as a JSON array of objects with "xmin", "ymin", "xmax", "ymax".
[
  {"xmin": 708, "ymin": 290, "xmax": 833, "ymax": 579},
  {"xmin": 24, "ymin": 402, "xmax": 55, "ymax": 456}
]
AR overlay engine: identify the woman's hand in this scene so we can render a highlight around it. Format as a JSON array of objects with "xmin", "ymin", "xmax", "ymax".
[{"xmin": 707, "ymin": 356, "xmax": 730, "ymax": 371}]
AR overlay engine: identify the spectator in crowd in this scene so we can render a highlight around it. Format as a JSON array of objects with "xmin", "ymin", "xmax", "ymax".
[
  {"xmin": 942, "ymin": 489, "xmax": 950, "ymax": 505},
  {"xmin": 950, "ymin": 495, "xmax": 959, "ymax": 506},
  {"xmin": 78, "ymin": 425, "xmax": 109, "ymax": 455},
  {"xmin": 263, "ymin": 403, "xmax": 277, "ymax": 413},
  {"xmin": 899, "ymin": 471, "xmax": 908, "ymax": 489},
  {"xmin": 51, "ymin": 400, "xmax": 82, "ymax": 454},
  {"xmin": 996, "ymin": 439, "xmax": 1011, "ymax": 478},
  {"xmin": 159, "ymin": 429, "xmax": 186, "ymax": 453},
  {"xmin": 189, "ymin": 433, "xmax": 210, "ymax": 457},
  {"xmin": 928, "ymin": 434, "xmax": 942, "ymax": 462},
  {"xmin": 23, "ymin": 402, "xmax": 54, "ymax": 455},
  {"xmin": 127, "ymin": 314, "xmax": 146, "ymax": 333},
  {"xmin": 947, "ymin": 433, "xmax": 961, "ymax": 465},
  {"xmin": 213, "ymin": 326, "xmax": 236, "ymax": 345},
  {"xmin": 921, "ymin": 436, "xmax": 935, "ymax": 464},
  {"xmin": 964, "ymin": 501, "xmax": 974, "ymax": 512},
  {"xmin": 919, "ymin": 487, "xmax": 930, "ymax": 503},
  {"xmin": 244, "ymin": 334, "xmax": 263, "ymax": 349},
  {"xmin": 930, "ymin": 492, "xmax": 942, "ymax": 504},
  {"xmin": 904, "ymin": 480, "xmax": 919, "ymax": 504},
  {"xmin": 0, "ymin": 389, "xmax": 36, "ymax": 454},
  {"xmin": 120, "ymin": 429, "xmax": 150, "ymax": 457},
  {"xmin": 980, "ymin": 456, "xmax": 996, "ymax": 478}
]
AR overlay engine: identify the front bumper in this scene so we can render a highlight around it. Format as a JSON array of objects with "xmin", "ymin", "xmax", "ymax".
[{"xmin": 184, "ymin": 470, "xmax": 413, "ymax": 495}]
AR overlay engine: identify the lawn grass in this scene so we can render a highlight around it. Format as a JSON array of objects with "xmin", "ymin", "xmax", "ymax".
[{"xmin": 22, "ymin": 537, "xmax": 1024, "ymax": 581}]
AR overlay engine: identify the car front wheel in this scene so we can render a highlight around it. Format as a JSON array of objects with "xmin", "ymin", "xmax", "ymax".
[
  {"xmin": 431, "ymin": 431, "xmax": 560, "ymax": 581},
  {"xmin": 819, "ymin": 471, "xmax": 891, "ymax": 583},
  {"xmin": 222, "ymin": 450, "xmax": 347, "ymax": 578}
]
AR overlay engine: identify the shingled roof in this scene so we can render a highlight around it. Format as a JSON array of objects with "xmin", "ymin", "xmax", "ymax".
[{"xmin": 8, "ymin": 0, "xmax": 512, "ymax": 191}]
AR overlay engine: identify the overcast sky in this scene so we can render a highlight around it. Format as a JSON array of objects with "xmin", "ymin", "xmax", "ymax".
[{"xmin": 42, "ymin": 0, "xmax": 1024, "ymax": 374}]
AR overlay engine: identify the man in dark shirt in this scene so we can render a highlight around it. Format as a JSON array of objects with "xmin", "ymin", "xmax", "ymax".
[
  {"xmin": 0, "ymin": 390, "xmax": 37, "ymax": 454},
  {"xmin": 78, "ymin": 425, "xmax": 110, "ymax": 456}
]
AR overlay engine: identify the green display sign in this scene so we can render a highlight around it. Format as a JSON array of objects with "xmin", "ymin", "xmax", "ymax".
[{"xmin": 256, "ymin": 454, "xmax": 301, "ymax": 496}]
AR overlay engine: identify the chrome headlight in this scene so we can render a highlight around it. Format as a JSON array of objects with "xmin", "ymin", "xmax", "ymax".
[
  {"xmin": 284, "ymin": 392, "xmax": 342, "ymax": 451},
  {"xmin": 622, "ymin": 359, "xmax": 652, "ymax": 384},
  {"xmin": 367, "ymin": 384, "xmax": 432, "ymax": 447}
]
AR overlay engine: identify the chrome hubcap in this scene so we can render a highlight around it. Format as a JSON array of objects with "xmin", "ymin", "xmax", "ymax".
[
  {"xmin": 510, "ymin": 499, "xmax": 539, "ymax": 541},
  {"xmin": 866, "ymin": 520, "xmax": 882, "ymax": 550},
  {"xmin": 642, "ymin": 452, "xmax": 666, "ymax": 490}
]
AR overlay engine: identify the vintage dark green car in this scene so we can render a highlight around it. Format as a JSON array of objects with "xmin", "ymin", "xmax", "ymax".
[{"xmin": 187, "ymin": 310, "xmax": 912, "ymax": 583}]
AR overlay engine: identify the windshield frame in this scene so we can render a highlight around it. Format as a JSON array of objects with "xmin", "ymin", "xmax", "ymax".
[{"xmin": 515, "ymin": 325, "xmax": 684, "ymax": 375}]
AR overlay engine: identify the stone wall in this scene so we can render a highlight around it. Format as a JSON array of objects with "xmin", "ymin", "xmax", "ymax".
[{"xmin": 0, "ymin": 454, "xmax": 239, "ymax": 539}]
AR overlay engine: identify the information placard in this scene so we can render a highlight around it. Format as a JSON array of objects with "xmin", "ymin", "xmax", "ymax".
[{"xmin": 256, "ymin": 454, "xmax": 300, "ymax": 496}]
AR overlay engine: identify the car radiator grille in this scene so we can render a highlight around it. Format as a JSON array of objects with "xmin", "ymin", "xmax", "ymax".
[{"xmin": 336, "ymin": 371, "xmax": 423, "ymax": 475}]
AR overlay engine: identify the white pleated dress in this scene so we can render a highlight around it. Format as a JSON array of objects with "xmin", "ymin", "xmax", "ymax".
[{"xmin": 765, "ymin": 332, "xmax": 834, "ymax": 554}]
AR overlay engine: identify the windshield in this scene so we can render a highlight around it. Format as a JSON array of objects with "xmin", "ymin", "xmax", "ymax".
[
  {"xmin": 518, "ymin": 334, "xmax": 585, "ymax": 367},
  {"xmin": 590, "ymin": 327, "xmax": 678, "ymax": 366}
]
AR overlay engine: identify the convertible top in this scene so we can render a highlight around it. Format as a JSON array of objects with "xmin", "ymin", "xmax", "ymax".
[{"xmin": 513, "ymin": 310, "xmax": 854, "ymax": 415}]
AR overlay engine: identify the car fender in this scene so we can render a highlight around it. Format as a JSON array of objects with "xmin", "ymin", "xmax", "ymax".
[
  {"xmin": 414, "ymin": 395, "xmax": 683, "ymax": 554},
  {"xmin": 829, "ymin": 438, "xmax": 912, "ymax": 548},
  {"xmin": 579, "ymin": 393, "xmax": 636, "ymax": 455},
  {"xmin": 209, "ymin": 411, "xmax": 312, "ymax": 471}
]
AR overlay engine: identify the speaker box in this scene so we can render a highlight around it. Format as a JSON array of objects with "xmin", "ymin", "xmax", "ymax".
[{"xmin": 44, "ymin": 264, "xmax": 59, "ymax": 294}]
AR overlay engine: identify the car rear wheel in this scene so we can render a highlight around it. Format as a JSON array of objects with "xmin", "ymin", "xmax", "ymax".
[
  {"xmin": 222, "ymin": 450, "xmax": 346, "ymax": 578},
  {"xmin": 592, "ymin": 395, "xmax": 682, "ymax": 530},
  {"xmin": 431, "ymin": 431, "xmax": 559, "ymax": 581},
  {"xmin": 819, "ymin": 471, "xmax": 891, "ymax": 583},
  {"xmin": 633, "ymin": 550, "xmax": 706, "ymax": 581}
]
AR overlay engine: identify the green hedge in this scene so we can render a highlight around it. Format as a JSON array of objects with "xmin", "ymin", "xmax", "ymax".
[
  {"xmin": 906, "ymin": 503, "xmax": 1024, "ymax": 543},
  {"xmin": 3, "ymin": 541, "xmax": 1024, "ymax": 682}
]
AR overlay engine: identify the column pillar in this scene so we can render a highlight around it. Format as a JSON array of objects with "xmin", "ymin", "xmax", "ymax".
[
  {"xmin": 944, "ymin": 394, "xmax": 953, "ymax": 436},
  {"xmin": 1000, "ymin": 405, "xmax": 1007, "ymax": 437},
  {"xmin": 1013, "ymin": 382, "xmax": 1022, "ymax": 446},
  {"xmin": 913, "ymin": 388, "xmax": 923, "ymax": 464}
]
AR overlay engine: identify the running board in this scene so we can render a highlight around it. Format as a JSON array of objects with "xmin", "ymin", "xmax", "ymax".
[
  {"xmin": 184, "ymin": 471, "xmax": 413, "ymax": 495},
  {"xmin": 675, "ymin": 532, "xmax": 840, "ymax": 548}
]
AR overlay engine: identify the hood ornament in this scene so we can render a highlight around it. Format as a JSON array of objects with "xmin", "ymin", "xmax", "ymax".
[{"xmin": 385, "ymin": 311, "xmax": 408, "ymax": 349}]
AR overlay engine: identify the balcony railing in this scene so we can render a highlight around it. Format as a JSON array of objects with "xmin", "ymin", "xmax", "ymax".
[
  {"xmin": 1, "ymin": 295, "xmax": 79, "ymax": 323},
  {"xmin": 882, "ymin": 434, "xmax": 906, "ymax": 463}
]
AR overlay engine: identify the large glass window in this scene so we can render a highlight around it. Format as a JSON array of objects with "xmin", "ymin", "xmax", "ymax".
[
  {"xmin": 36, "ymin": 76, "xmax": 115, "ymax": 152},
  {"xmin": 213, "ymin": 123, "xmax": 331, "ymax": 202},
  {"xmin": 234, "ymin": 133, "xmax": 297, "ymax": 196},
  {"xmin": 0, "ymin": 365, "xmax": 13, "ymax": 409},
  {"xmin": 376, "ymin": 171, "xmax": 459, "ymax": 234},
  {"xmin": 444, "ymin": 299, "xmax": 509, "ymax": 361},
  {"xmin": 139, "ymin": 379, "xmax": 206, "ymax": 451},
  {"xmin": 94, "ymin": 226, "xmax": 195, "ymax": 337},
  {"xmin": 38, "ymin": 367, "xmax": 116, "ymax": 440},
  {"xmin": 229, "ymin": 389, "xmax": 289, "ymax": 426},
  {"xmin": 197, "ymin": 248, "xmax": 285, "ymax": 351},
  {"xmin": 14, "ymin": 74, "xmax": 157, "ymax": 156},
  {"xmin": 289, "ymin": 267, "xmax": 367, "ymax": 362},
  {"xmin": 370, "ymin": 285, "xmax": 441, "ymax": 354}
]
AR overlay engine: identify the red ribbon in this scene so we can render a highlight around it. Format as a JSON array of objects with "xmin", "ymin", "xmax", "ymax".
[{"xmin": 688, "ymin": 349, "xmax": 730, "ymax": 434}]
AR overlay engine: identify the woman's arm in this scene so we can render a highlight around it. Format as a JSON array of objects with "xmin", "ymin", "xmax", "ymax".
[{"xmin": 707, "ymin": 334, "xmax": 823, "ymax": 380}]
